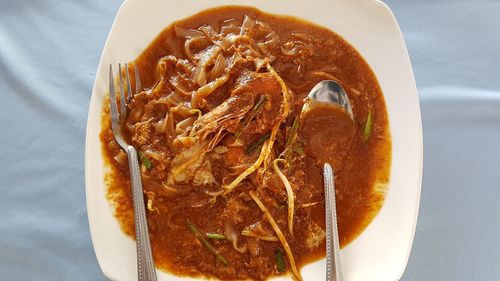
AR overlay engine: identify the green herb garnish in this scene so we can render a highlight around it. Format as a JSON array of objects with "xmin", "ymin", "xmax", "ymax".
[
  {"xmin": 206, "ymin": 233, "xmax": 226, "ymax": 240},
  {"xmin": 362, "ymin": 109, "xmax": 373, "ymax": 141},
  {"xmin": 187, "ymin": 220, "xmax": 228, "ymax": 266},
  {"xmin": 235, "ymin": 95, "xmax": 267, "ymax": 140},
  {"xmin": 286, "ymin": 116, "xmax": 300, "ymax": 147},
  {"xmin": 275, "ymin": 248, "xmax": 286, "ymax": 273},
  {"xmin": 246, "ymin": 133, "xmax": 271, "ymax": 154},
  {"xmin": 283, "ymin": 116, "xmax": 303, "ymax": 163},
  {"xmin": 138, "ymin": 151, "xmax": 153, "ymax": 170}
]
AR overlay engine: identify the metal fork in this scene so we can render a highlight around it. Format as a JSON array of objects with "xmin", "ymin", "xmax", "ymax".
[{"xmin": 109, "ymin": 63, "xmax": 158, "ymax": 281}]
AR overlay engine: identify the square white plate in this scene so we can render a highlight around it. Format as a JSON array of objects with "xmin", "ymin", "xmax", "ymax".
[{"xmin": 85, "ymin": 0, "xmax": 423, "ymax": 280}]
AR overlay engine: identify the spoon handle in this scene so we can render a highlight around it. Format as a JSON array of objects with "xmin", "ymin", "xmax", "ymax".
[{"xmin": 324, "ymin": 163, "xmax": 343, "ymax": 281}]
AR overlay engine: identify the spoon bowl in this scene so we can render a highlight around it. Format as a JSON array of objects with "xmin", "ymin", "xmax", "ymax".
[{"xmin": 307, "ymin": 80, "xmax": 353, "ymax": 121}]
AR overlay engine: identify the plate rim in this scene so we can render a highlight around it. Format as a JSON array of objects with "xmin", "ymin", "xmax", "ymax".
[{"xmin": 85, "ymin": 0, "xmax": 423, "ymax": 280}]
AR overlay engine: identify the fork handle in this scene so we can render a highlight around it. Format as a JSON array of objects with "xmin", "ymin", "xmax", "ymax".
[{"xmin": 127, "ymin": 145, "xmax": 158, "ymax": 281}]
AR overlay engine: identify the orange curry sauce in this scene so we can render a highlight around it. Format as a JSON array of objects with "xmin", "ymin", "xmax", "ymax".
[{"xmin": 100, "ymin": 6, "xmax": 391, "ymax": 281}]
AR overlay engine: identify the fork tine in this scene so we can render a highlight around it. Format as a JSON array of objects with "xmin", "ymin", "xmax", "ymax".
[
  {"xmin": 108, "ymin": 65, "xmax": 120, "ymax": 132},
  {"xmin": 118, "ymin": 63, "xmax": 127, "ymax": 119},
  {"xmin": 125, "ymin": 63, "xmax": 133, "ymax": 100},
  {"xmin": 134, "ymin": 64, "xmax": 142, "ymax": 93}
]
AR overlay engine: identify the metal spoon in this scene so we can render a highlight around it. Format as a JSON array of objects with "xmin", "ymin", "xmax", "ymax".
[
  {"xmin": 306, "ymin": 80, "xmax": 353, "ymax": 121},
  {"xmin": 305, "ymin": 80, "xmax": 353, "ymax": 281},
  {"xmin": 323, "ymin": 163, "xmax": 343, "ymax": 281}
]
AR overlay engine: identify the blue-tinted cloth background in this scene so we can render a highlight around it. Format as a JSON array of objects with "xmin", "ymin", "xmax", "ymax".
[{"xmin": 0, "ymin": 0, "xmax": 499, "ymax": 280}]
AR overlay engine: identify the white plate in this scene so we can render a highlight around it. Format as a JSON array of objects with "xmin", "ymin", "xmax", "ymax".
[{"xmin": 85, "ymin": 0, "xmax": 423, "ymax": 280}]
